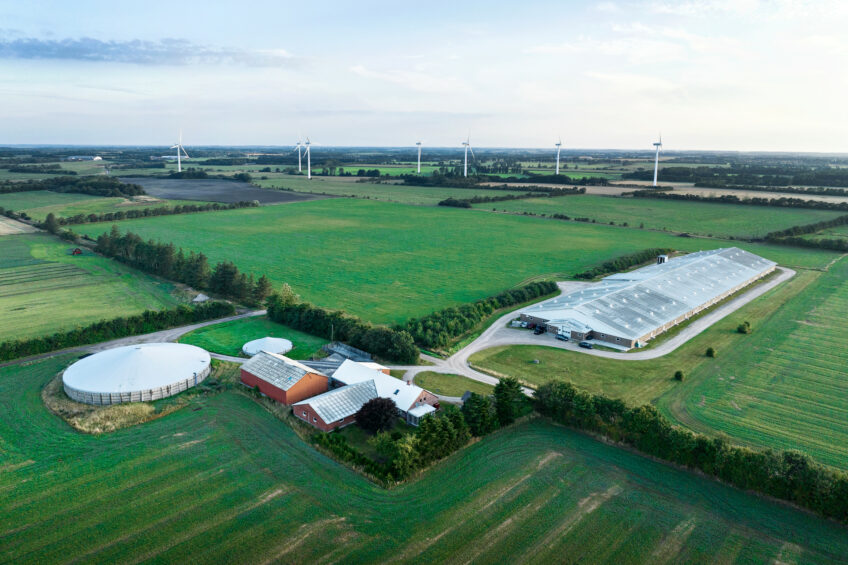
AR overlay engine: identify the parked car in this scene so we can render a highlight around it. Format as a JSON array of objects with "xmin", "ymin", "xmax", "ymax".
[
  {"xmin": 533, "ymin": 326, "xmax": 545, "ymax": 335},
  {"xmin": 578, "ymin": 341, "xmax": 593, "ymax": 349},
  {"xmin": 555, "ymin": 334, "xmax": 569, "ymax": 341},
  {"xmin": 520, "ymin": 321, "xmax": 528, "ymax": 328}
]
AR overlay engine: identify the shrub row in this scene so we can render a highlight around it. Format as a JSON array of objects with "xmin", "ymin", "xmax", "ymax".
[
  {"xmin": 535, "ymin": 381, "xmax": 848, "ymax": 523},
  {"xmin": 0, "ymin": 176, "xmax": 144, "ymax": 197},
  {"xmin": 93, "ymin": 227, "xmax": 272, "ymax": 306},
  {"xmin": 438, "ymin": 188, "xmax": 585, "ymax": 208},
  {"xmin": 574, "ymin": 248, "xmax": 674, "ymax": 280},
  {"xmin": 401, "ymin": 281, "xmax": 558, "ymax": 349},
  {"xmin": 765, "ymin": 214, "xmax": 848, "ymax": 239},
  {"xmin": 0, "ymin": 301, "xmax": 236, "ymax": 362},
  {"xmin": 265, "ymin": 294, "xmax": 419, "ymax": 364},
  {"xmin": 629, "ymin": 190, "xmax": 848, "ymax": 211},
  {"xmin": 52, "ymin": 200, "xmax": 259, "ymax": 226}
]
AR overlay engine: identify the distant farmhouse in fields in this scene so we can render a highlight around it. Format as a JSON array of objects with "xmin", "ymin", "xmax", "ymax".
[{"xmin": 522, "ymin": 247, "xmax": 776, "ymax": 349}]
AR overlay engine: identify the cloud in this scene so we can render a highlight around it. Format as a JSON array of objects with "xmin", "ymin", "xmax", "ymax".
[
  {"xmin": 0, "ymin": 35, "xmax": 295, "ymax": 66},
  {"xmin": 349, "ymin": 64, "xmax": 467, "ymax": 94}
]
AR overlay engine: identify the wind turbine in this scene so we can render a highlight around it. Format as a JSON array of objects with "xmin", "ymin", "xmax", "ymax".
[
  {"xmin": 170, "ymin": 130, "xmax": 189, "ymax": 173},
  {"xmin": 555, "ymin": 137, "xmax": 562, "ymax": 175},
  {"xmin": 415, "ymin": 141, "xmax": 422, "ymax": 174},
  {"xmin": 462, "ymin": 135, "xmax": 475, "ymax": 177},
  {"xmin": 304, "ymin": 138, "xmax": 312, "ymax": 180},
  {"xmin": 293, "ymin": 139, "xmax": 303, "ymax": 173},
  {"xmin": 652, "ymin": 134, "xmax": 663, "ymax": 187}
]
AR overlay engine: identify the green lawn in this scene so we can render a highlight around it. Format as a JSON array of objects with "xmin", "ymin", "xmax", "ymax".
[
  {"xmin": 472, "ymin": 260, "xmax": 848, "ymax": 469},
  {"xmin": 0, "ymin": 190, "xmax": 210, "ymax": 222},
  {"xmin": 0, "ymin": 233, "xmax": 182, "ymax": 342},
  {"xmin": 414, "ymin": 371, "xmax": 494, "ymax": 396},
  {"xmin": 178, "ymin": 315, "xmax": 327, "ymax": 359},
  {"xmin": 475, "ymin": 194, "xmax": 845, "ymax": 238},
  {"xmin": 1, "ymin": 355, "xmax": 846, "ymax": 563},
  {"xmin": 73, "ymin": 199, "xmax": 838, "ymax": 326}
]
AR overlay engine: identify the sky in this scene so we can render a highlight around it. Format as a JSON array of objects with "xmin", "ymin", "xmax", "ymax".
[{"xmin": 0, "ymin": 0, "xmax": 846, "ymax": 152}]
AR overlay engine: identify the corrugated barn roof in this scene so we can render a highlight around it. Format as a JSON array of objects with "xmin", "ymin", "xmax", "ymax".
[{"xmin": 241, "ymin": 351, "xmax": 325, "ymax": 391}]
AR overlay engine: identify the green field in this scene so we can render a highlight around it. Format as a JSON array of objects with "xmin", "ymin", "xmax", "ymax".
[
  {"xmin": 2, "ymin": 355, "xmax": 847, "ymax": 563},
  {"xmin": 178, "ymin": 316, "xmax": 328, "ymax": 359},
  {"xmin": 472, "ymin": 260, "xmax": 848, "ymax": 469},
  {"xmin": 413, "ymin": 371, "xmax": 494, "ymax": 396},
  {"xmin": 0, "ymin": 233, "xmax": 182, "ymax": 342},
  {"xmin": 474, "ymin": 195, "xmax": 845, "ymax": 238},
  {"xmin": 0, "ymin": 190, "xmax": 209, "ymax": 222},
  {"xmin": 73, "ymin": 199, "xmax": 838, "ymax": 325}
]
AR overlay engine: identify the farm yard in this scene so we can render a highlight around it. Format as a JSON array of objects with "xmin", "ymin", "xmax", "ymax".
[
  {"xmin": 0, "ymin": 234, "xmax": 181, "ymax": 342},
  {"xmin": 73, "ymin": 198, "xmax": 839, "ymax": 326},
  {"xmin": 471, "ymin": 259, "xmax": 848, "ymax": 469},
  {"xmin": 476, "ymin": 194, "xmax": 845, "ymax": 238},
  {"xmin": 2, "ymin": 355, "xmax": 847, "ymax": 564},
  {"xmin": 178, "ymin": 316, "xmax": 327, "ymax": 360}
]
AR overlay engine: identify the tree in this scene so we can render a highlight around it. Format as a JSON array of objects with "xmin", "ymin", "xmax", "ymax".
[
  {"xmin": 706, "ymin": 347, "xmax": 716, "ymax": 358},
  {"xmin": 462, "ymin": 393, "xmax": 498, "ymax": 436},
  {"xmin": 674, "ymin": 370, "xmax": 685, "ymax": 381},
  {"xmin": 44, "ymin": 213, "xmax": 59, "ymax": 234},
  {"xmin": 356, "ymin": 397, "xmax": 397, "ymax": 433},
  {"xmin": 737, "ymin": 321, "xmax": 752, "ymax": 334},
  {"xmin": 252, "ymin": 275, "xmax": 272, "ymax": 306},
  {"xmin": 494, "ymin": 377, "xmax": 525, "ymax": 426}
]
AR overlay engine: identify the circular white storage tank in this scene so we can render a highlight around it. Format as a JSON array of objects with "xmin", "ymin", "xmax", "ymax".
[
  {"xmin": 242, "ymin": 337, "xmax": 293, "ymax": 356},
  {"xmin": 62, "ymin": 343, "xmax": 211, "ymax": 405}
]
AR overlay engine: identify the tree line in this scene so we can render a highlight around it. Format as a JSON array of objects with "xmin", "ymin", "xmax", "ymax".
[
  {"xmin": 94, "ymin": 227, "xmax": 272, "ymax": 306},
  {"xmin": 438, "ymin": 188, "xmax": 586, "ymax": 208},
  {"xmin": 313, "ymin": 377, "xmax": 531, "ymax": 483},
  {"xmin": 693, "ymin": 183, "xmax": 848, "ymax": 197},
  {"xmin": 625, "ymin": 164, "xmax": 848, "ymax": 188},
  {"xmin": 0, "ymin": 176, "xmax": 145, "ymax": 197},
  {"xmin": 6, "ymin": 164, "xmax": 74, "ymax": 174},
  {"xmin": 265, "ymin": 289, "xmax": 419, "ymax": 364},
  {"xmin": 400, "ymin": 281, "xmax": 558, "ymax": 349},
  {"xmin": 574, "ymin": 248, "xmax": 674, "ymax": 280},
  {"xmin": 629, "ymin": 190, "xmax": 848, "ymax": 212},
  {"xmin": 534, "ymin": 381, "xmax": 848, "ymax": 523},
  {"xmin": 0, "ymin": 301, "xmax": 235, "ymax": 362},
  {"xmin": 46, "ymin": 200, "xmax": 258, "ymax": 226}
]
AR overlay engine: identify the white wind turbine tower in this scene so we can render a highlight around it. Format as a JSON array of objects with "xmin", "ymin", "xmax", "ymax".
[
  {"xmin": 462, "ymin": 135, "xmax": 475, "ymax": 177},
  {"xmin": 304, "ymin": 138, "xmax": 312, "ymax": 180},
  {"xmin": 171, "ymin": 130, "xmax": 189, "ymax": 173},
  {"xmin": 415, "ymin": 141, "xmax": 422, "ymax": 173},
  {"xmin": 555, "ymin": 137, "xmax": 562, "ymax": 175},
  {"xmin": 293, "ymin": 138, "xmax": 303, "ymax": 173},
  {"xmin": 652, "ymin": 134, "xmax": 663, "ymax": 187}
]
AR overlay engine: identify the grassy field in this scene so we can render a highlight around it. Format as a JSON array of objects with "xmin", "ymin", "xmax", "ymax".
[
  {"xmin": 252, "ymin": 175, "xmax": 530, "ymax": 205},
  {"xmin": 474, "ymin": 194, "xmax": 845, "ymax": 238},
  {"xmin": 178, "ymin": 316, "xmax": 328, "ymax": 359},
  {"xmin": 73, "ymin": 199, "xmax": 838, "ymax": 325},
  {"xmin": 1, "ymin": 355, "xmax": 847, "ymax": 563},
  {"xmin": 0, "ymin": 190, "xmax": 209, "ymax": 222},
  {"xmin": 0, "ymin": 233, "xmax": 182, "ymax": 342},
  {"xmin": 471, "ymin": 260, "xmax": 848, "ymax": 469},
  {"xmin": 413, "ymin": 371, "xmax": 494, "ymax": 396}
]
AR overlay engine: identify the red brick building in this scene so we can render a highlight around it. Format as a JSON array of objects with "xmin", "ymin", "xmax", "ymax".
[
  {"xmin": 240, "ymin": 351, "xmax": 328, "ymax": 405},
  {"xmin": 293, "ymin": 380, "xmax": 378, "ymax": 431}
]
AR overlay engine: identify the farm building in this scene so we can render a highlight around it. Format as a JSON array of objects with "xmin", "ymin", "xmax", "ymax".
[
  {"xmin": 62, "ymin": 343, "xmax": 211, "ymax": 405},
  {"xmin": 240, "ymin": 351, "xmax": 328, "ymax": 405},
  {"xmin": 521, "ymin": 247, "xmax": 776, "ymax": 349},
  {"xmin": 242, "ymin": 336, "xmax": 293, "ymax": 356},
  {"xmin": 294, "ymin": 360, "xmax": 439, "ymax": 430}
]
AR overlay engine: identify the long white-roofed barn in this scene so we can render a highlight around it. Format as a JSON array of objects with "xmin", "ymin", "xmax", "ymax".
[{"xmin": 521, "ymin": 248, "xmax": 776, "ymax": 349}]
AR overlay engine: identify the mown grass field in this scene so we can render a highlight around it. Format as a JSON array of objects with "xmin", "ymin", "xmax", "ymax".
[
  {"xmin": 2, "ymin": 355, "xmax": 847, "ymax": 563},
  {"xmin": 0, "ymin": 190, "xmax": 209, "ymax": 222},
  {"xmin": 474, "ymin": 194, "xmax": 845, "ymax": 238},
  {"xmin": 178, "ymin": 316, "xmax": 327, "ymax": 359},
  {"xmin": 472, "ymin": 259, "xmax": 848, "ymax": 469},
  {"xmin": 73, "ymin": 199, "xmax": 838, "ymax": 325},
  {"xmin": 0, "ymin": 233, "xmax": 181, "ymax": 342},
  {"xmin": 413, "ymin": 371, "xmax": 494, "ymax": 396}
]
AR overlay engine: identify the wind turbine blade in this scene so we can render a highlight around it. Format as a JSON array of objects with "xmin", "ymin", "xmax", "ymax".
[
  {"xmin": 182, "ymin": 147, "xmax": 190, "ymax": 158},
  {"xmin": 468, "ymin": 145, "xmax": 476, "ymax": 160}
]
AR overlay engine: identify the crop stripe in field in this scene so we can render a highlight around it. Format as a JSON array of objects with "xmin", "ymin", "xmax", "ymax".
[
  {"xmin": 650, "ymin": 517, "xmax": 698, "ymax": 563},
  {"xmin": 256, "ymin": 517, "xmax": 347, "ymax": 565},
  {"xmin": 517, "ymin": 484, "xmax": 623, "ymax": 564}
]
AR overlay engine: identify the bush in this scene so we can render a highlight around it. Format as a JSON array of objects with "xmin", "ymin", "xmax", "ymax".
[
  {"xmin": 574, "ymin": 248, "xmax": 674, "ymax": 280},
  {"xmin": 493, "ymin": 377, "xmax": 529, "ymax": 426},
  {"xmin": 737, "ymin": 321, "xmax": 752, "ymax": 334},
  {"xmin": 674, "ymin": 370, "xmax": 685, "ymax": 381},
  {"xmin": 706, "ymin": 347, "xmax": 716, "ymax": 358},
  {"xmin": 356, "ymin": 397, "xmax": 397, "ymax": 433}
]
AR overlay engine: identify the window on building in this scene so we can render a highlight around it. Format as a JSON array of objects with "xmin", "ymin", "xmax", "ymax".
[
  {"xmin": 312, "ymin": 417, "xmax": 317, "ymax": 423},
  {"xmin": 302, "ymin": 411, "xmax": 307, "ymax": 417}
]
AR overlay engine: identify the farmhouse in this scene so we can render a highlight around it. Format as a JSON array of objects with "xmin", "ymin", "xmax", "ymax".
[
  {"xmin": 240, "ymin": 351, "xmax": 328, "ymax": 405},
  {"xmin": 294, "ymin": 360, "xmax": 439, "ymax": 430},
  {"xmin": 522, "ymin": 247, "xmax": 776, "ymax": 349}
]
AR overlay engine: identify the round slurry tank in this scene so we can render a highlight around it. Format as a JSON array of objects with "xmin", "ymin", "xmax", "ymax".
[
  {"xmin": 242, "ymin": 337, "xmax": 293, "ymax": 357},
  {"xmin": 62, "ymin": 343, "xmax": 211, "ymax": 405}
]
